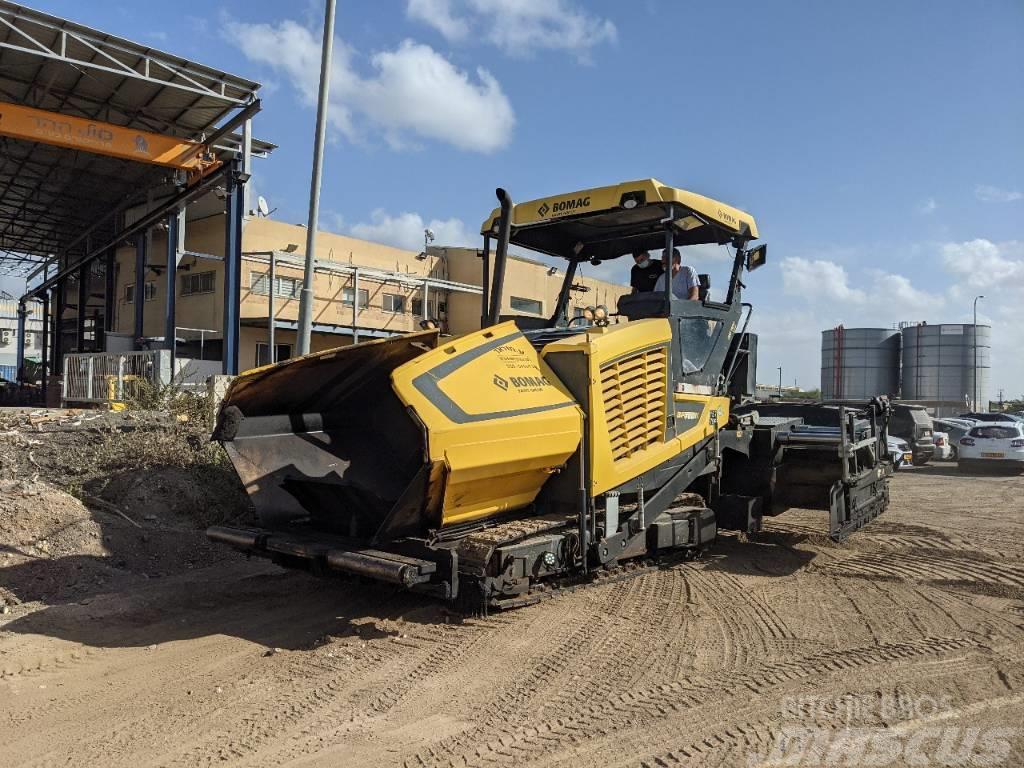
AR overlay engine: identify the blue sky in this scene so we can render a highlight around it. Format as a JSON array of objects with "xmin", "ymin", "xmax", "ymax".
[{"xmin": 11, "ymin": 0, "xmax": 1024, "ymax": 395}]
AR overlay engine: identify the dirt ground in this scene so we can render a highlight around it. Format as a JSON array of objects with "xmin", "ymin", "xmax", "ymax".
[{"xmin": 1, "ymin": 418, "xmax": 1022, "ymax": 766}]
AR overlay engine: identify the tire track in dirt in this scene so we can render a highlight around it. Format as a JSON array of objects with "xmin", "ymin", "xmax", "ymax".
[
  {"xmin": 211, "ymin": 578, "xmax": 637, "ymax": 767},
  {"xmin": 634, "ymin": 687, "xmax": 1024, "ymax": 768},
  {"xmin": 10, "ymin": 579, "xmax": 409, "ymax": 768},
  {"xmin": 822, "ymin": 551, "xmax": 1024, "ymax": 589},
  {"xmin": 406, "ymin": 576, "xmax": 673, "ymax": 768},
  {"xmin": 160, "ymin": 611, "xmax": 493, "ymax": 768},
  {"xmin": 0, "ymin": 638, "xmax": 104, "ymax": 682},
  {"xmin": 440, "ymin": 635, "xmax": 984, "ymax": 767}
]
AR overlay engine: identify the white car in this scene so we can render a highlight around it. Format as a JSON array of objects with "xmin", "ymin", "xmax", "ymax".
[
  {"xmin": 887, "ymin": 434, "xmax": 913, "ymax": 470},
  {"xmin": 957, "ymin": 421, "xmax": 1024, "ymax": 471},
  {"xmin": 931, "ymin": 431, "xmax": 953, "ymax": 460}
]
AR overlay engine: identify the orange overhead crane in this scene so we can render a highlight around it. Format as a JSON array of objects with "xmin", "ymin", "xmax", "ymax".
[{"xmin": 0, "ymin": 101, "xmax": 221, "ymax": 182}]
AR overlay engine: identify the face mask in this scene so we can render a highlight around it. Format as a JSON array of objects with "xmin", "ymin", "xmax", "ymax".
[{"xmin": 637, "ymin": 259, "xmax": 650, "ymax": 268}]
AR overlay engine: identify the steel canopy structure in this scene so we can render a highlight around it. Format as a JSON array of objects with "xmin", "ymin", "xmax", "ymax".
[{"xmin": 0, "ymin": 1, "xmax": 271, "ymax": 384}]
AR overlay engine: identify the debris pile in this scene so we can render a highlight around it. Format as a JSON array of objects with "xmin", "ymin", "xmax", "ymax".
[{"xmin": 0, "ymin": 404, "xmax": 251, "ymax": 611}]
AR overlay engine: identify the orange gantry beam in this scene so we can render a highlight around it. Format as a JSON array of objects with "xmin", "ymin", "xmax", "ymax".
[{"xmin": 0, "ymin": 101, "xmax": 221, "ymax": 181}]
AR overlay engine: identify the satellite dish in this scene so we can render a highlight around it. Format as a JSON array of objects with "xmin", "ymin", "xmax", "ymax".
[{"xmin": 257, "ymin": 196, "xmax": 270, "ymax": 217}]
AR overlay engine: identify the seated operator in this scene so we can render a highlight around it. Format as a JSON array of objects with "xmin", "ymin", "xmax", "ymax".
[
  {"xmin": 653, "ymin": 248, "xmax": 700, "ymax": 300},
  {"xmin": 629, "ymin": 249, "xmax": 663, "ymax": 293}
]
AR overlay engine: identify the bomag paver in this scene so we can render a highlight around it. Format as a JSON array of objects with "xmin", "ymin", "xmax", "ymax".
[{"xmin": 209, "ymin": 179, "xmax": 893, "ymax": 610}]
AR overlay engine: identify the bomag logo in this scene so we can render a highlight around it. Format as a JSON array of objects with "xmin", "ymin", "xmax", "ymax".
[
  {"xmin": 537, "ymin": 202, "xmax": 550, "ymax": 217},
  {"xmin": 494, "ymin": 373, "xmax": 549, "ymax": 391},
  {"xmin": 510, "ymin": 375, "xmax": 549, "ymax": 388},
  {"xmin": 550, "ymin": 196, "xmax": 591, "ymax": 216}
]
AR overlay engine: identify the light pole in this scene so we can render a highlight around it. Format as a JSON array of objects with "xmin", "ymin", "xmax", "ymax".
[
  {"xmin": 973, "ymin": 295, "xmax": 984, "ymax": 411},
  {"xmin": 777, "ymin": 366, "xmax": 783, "ymax": 398},
  {"xmin": 296, "ymin": 0, "xmax": 338, "ymax": 356}
]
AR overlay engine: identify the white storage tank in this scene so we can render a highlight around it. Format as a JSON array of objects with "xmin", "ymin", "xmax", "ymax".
[
  {"xmin": 821, "ymin": 327, "xmax": 901, "ymax": 399},
  {"xmin": 901, "ymin": 323, "xmax": 990, "ymax": 410}
]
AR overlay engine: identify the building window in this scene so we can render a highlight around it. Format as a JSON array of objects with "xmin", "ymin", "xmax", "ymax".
[
  {"xmin": 383, "ymin": 293, "xmax": 405, "ymax": 313},
  {"xmin": 341, "ymin": 287, "xmax": 369, "ymax": 307},
  {"xmin": 255, "ymin": 342, "xmax": 292, "ymax": 367},
  {"xmin": 181, "ymin": 270, "xmax": 216, "ymax": 296},
  {"xmin": 510, "ymin": 296, "xmax": 543, "ymax": 315},
  {"xmin": 411, "ymin": 298, "xmax": 436, "ymax": 318},
  {"xmin": 125, "ymin": 282, "xmax": 156, "ymax": 303},
  {"xmin": 250, "ymin": 272, "xmax": 300, "ymax": 298}
]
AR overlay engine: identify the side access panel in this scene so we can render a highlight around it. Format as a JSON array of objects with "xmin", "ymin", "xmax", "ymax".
[{"xmin": 391, "ymin": 321, "xmax": 583, "ymax": 528}]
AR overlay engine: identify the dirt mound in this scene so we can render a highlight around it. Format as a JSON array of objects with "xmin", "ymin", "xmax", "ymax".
[
  {"xmin": 95, "ymin": 465, "xmax": 251, "ymax": 531},
  {"xmin": 0, "ymin": 479, "xmax": 105, "ymax": 560},
  {"xmin": 0, "ymin": 476, "xmax": 245, "ymax": 609},
  {"xmin": 0, "ymin": 406, "xmax": 251, "ymax": 528},
  {"xmin": 0, "ymin": 406, "xmax": 252, "ymax": 609}
]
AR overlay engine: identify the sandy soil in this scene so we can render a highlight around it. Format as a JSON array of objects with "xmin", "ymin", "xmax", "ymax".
[{"xmin": 1, "ymin": 463, "xmax": 1022, "ymax": 767}]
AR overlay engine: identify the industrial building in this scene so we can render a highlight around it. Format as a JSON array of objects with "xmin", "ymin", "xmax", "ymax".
[
  {"xmin": 0, "ymin": 2, "xmax": 629, "ymax": 405},
  {"xmin": 0, "ymin": 298, "xmax": 41, "ymax": 379},
  {"xmin": 821, "ymin": 323, "xmax": 991, "ymax": 415},
  {"xmin": 97, "ymin": 214, "xmax": 629, "ymax": 370}
]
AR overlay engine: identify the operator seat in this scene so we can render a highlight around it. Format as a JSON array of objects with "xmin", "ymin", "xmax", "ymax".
[
  {"xmin": 617, "ymin": 292, "xmax": 669, "ymax": 320},
  {"xmin": 618, "ymin": 273, "xmax": 711, "ymax": 320}
]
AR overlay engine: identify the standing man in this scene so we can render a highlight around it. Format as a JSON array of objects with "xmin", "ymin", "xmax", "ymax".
[
  {"xmin": 654, "ymin": 248, "xmax": 700, "ymax": 300},
  {"xmin": 629, "ymin": 249, "xmax": 664, "ymax": 293}
]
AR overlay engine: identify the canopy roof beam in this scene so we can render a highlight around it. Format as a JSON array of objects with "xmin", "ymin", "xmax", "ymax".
[{"xmin": 0, "ymin": 2, "xmax": 255, "ymax": 105}]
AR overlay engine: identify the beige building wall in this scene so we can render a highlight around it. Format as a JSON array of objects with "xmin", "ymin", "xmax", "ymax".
[{"xmin": 106, "ymin": 215, "xmax": 630, "ymax": 372}]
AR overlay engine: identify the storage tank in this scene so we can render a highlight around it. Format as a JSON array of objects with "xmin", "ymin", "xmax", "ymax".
[
  {"xmin": 821, "ymin": 327, "xmax": 901, "ymax": 399},
  {"xmin": 901, "ymin": 324, "xmax": 990, "ymax": 410}
]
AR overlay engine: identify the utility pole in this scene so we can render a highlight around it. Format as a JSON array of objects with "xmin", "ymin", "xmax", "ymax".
[
  {"xmin": 777, "ymin": 366, "xmax": 783, "ymax": 398},
  {"xmin": 973, "ymin": 295, "xmax": 984, "ymax": 411},
  {"xmin": 295, "ymin": 0, "xmax": 337, "ymax": 356}
]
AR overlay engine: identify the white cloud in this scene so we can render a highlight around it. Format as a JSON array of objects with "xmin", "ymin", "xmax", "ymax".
[
  {"xmin": 225, "ymin": 19, "xmax": 514, "ymax": 153},
  {"xmin": 359, "ymin": 40, "xmax": 514, "ymax": 152},
  {"xmin": 916, "ymin": 197, "xmax": 937, "ymax": 215},
  {"xmin": 749, "ymin": 307, "xmax": 824, "ymax": 389},
  {"xmin": 349, "ymin": 210, "xmax": 474, "ymax": 251},
  {"xmin": 406, "ymin": 0, "xmax": 616, "ymax": 61},
  {"xmin": 941, "ymin": 239, "xmax": 1024, "ymax": 289},
  {"xmin": 870, "ymin": 272, "xmax": 938, "ymax": 312},
  {"xmin": 407, "ymin": 0, "xmax": 470, "ymax": 41},
  {"xmin": 974, "ymin": 184, "xmax": 1023, "ymax": 203},
  {"xmin": 781, "ymin": 257, "xmax": 867, "ymax": 304}
]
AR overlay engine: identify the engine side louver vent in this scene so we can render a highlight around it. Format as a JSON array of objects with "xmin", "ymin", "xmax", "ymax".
[{"xmin": 600, "ymin": 346, "xmax": 668, "ymax": 461}]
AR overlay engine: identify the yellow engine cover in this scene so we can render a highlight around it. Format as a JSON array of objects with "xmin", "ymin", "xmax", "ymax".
[
  {"xmin": 391, "ymin": 322, "xmax": 583, "ymax": 527},
  {"xmin": 543, "ymin": 320, "xmax": 729, "ymax": 496}
]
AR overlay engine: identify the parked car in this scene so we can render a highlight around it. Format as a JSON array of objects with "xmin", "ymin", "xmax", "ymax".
[
  {"xmin": 890, "ymin": 404, "xmax": 935, "ymax": 465},
  {"xmin": 931, "ymin": 431, "xmax": 953, "ymax": 460},
  {"xmin": 957, "ymin": 421, "xmax": 1024, "ymax": 472},
  {"xmin": 887, "ymin": 434, "xmax": 914, "ymax": 470},
  {"xmin": 934, "ymin": 418, "xmax": 975, "ymax": 459},
  {"xmin": 959, "ymin": 412, "xmax": 1023, "ymax": 423}
]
